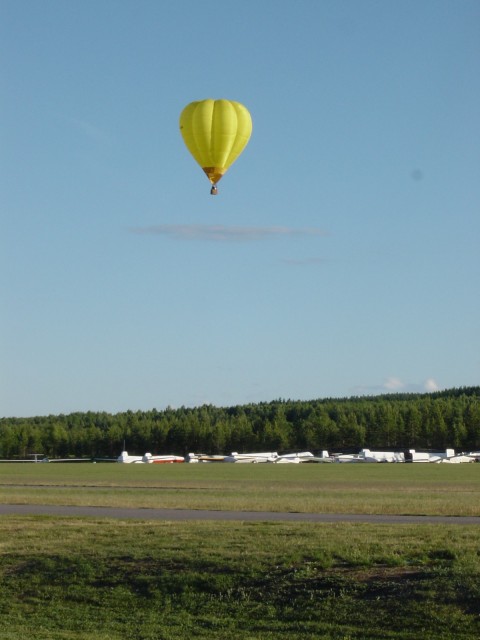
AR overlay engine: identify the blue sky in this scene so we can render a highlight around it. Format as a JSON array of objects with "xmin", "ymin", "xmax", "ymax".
[{"xmin": 1, "ymin": 0, "xmax": 479, "ymax": 417}]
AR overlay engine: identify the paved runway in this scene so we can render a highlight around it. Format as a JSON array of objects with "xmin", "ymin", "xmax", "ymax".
[{"xmin": 1, "ymin": 504, "xmax": 480, "ymax": 524}]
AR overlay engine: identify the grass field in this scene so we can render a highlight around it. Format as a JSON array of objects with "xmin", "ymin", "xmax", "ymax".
[
  {"xmin": 0, "ymin": 464, "xmax": 479, "ymax": 638},
  {"xmin": 0, "ymin": 462, "xmax": 479, "ymax": 516}
]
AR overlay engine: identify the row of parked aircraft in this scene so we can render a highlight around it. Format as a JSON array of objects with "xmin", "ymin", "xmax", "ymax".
[
  {"xmin": 3, "ymin": 448, "xmax": 479, "ymax": 464},
  {"xmin": 334, "ymin": 448, "xmax": 480, "ymax": 463},
  {"xmin": 116, "ymin": 450, "xmax": 325, "ymax": 463},
  {"xmin": 116, "ymin": 448, "xmax": 480, "ymax": 464}
]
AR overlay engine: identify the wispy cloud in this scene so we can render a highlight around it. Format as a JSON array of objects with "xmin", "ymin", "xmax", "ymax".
[
  {"xmin": 130, "ymin": 224, "xmax": 328, "ymax": 242},
  {"xmin": 384, "ymin": 377, "xmax": 405, "ymax": 391},
  {"xmin": 353, "ymin": 377, "xmax": 441, "ymax": 396},
  {"xmin": 424, "ymin": 378, "xmax": 440, "ymax": 392},
  {"xmin": 281, "ymin": 257, "xmax": 327, "ymax": 266},
  {"xmin": 67, "ymin": 116, "xmax": 111, "ymax": 144}
]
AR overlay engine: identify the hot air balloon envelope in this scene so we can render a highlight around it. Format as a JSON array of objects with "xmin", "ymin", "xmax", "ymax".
[{"xmin": 179, "ymin": 99, "xmax": 252, "ymax": 194}]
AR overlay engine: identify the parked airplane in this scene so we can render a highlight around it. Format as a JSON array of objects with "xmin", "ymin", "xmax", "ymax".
[
  {"xmin": 142, "ymin": 453, "xmax": 184, "ymax": 464},
  {"xmin": 117, "ymin": 451, "xmax": 185, "ymax": 463},
  {"xmin": 273, "ymin": 453, "xmax": 302, "ymax": 463},
  {"xmin": 186, "ymin": 453, "xmax": 226, "ymax": 463},
  {"xmin": 310, "ymin": 451, "xmax": 335, "ymax": 463},
  {"xmin": 271, "ymin": 451, "xmax": 333, "ymax": 463},
  {"xmin": 334, "ymin": 449, "xmax": 433, "ymax": 463},
  {"xmin": 223, "ymin": 451, "xmax": 278, "ymax": 463},
  {"xmin": 358, "ymin": 449, "xmax": 405, "ymax": 463},
  {"xmin": 42, "ymin": 457, "xmax": 93, "ymax": 463},
  {"xmin": 334, "ymin": 452, "xmax": 366, "ymax": 463},
  {"xmin": 437, "ymin": 451, "xmax": 479, "ymax": 463},
  {"xmin": 117, "ymin": 451, "xmax": 144, "ymax": 463},
  {"xmin": 332, "ymin": 448, "xmax": 477, "ymax": 463},
  {"xmin": 404, "ymin": 449, "xmax": 457, "ymax": 463}
]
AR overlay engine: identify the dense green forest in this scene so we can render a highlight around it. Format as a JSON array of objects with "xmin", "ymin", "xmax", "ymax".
[{"xmin": 1, "ymin": 387, "xmax": 479, "ymax": 459}]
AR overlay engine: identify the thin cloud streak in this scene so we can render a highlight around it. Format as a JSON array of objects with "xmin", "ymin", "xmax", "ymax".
[
  {"xmin": 281, "ymin": 257, "xmax": 327, "ymax": 266},
  {"xmin": 131, "ymin": 224, "xmax": 328, "ymax": 242},
  {"xmin": 352, "ymin": 377, "xmax": 441, "ymax": 396},
  {"xmin": 67, "ymin": 115, "xmax": 111, "ymax": 144}
]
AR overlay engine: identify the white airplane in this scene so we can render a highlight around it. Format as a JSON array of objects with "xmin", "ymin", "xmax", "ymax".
[
  {"xmin": 142, "ymin": 453, "xmax": 184, "ymax": 464},
  {"xmin": 332, "ymin": 448, "xmax": 478, "ymax": 463},
  {"xmin": 334, "ymin": 449, "xmax": 405, "ymax": 463},
  {"xmin": 0, "ymin": 452, "xmax": 47, "ymax": 463},
  {"xmin": 271, "ymin": 451, "xmax": 333, "ymax": 463},
  {"xmin": 185, "ymin": 453, "xmax": 226, "ymax": 463},
  {"xmin": 41, "ymin": 457, "xmax": 93, "ymax": 463},
  {"xmin": 273, "ymin": 454, "xmax": 301, "ymax": 463},
  {"xmin": 313, "ymin": 451, "xmax": 335, "ymax": 462},
  {"xmin": 406, "ymin": 449, "xmax": 457, "ymax": 463},
  {"xmin": 223, "ymin": 451, "xmax": 278, "ymax": 463},
  {"xmin": 434, "ymin": 450, "xmax": 480, "ymax": 463},
  {"xmin": 334, "ymin": 453, "xmax": 365, "ymax": 463},
  {"xmin": 438, "ymin": 453, "xmax": 476, "ymax": 463},
  {"xmin": 357, "ymin": 449, "xmax": 404, "ymax": 463},
  {"xmin": 117, "ymin": 451, "xmax": 144, "ymax": 463},
  {"xmin": 302, "ymin": 451, "xmax": 335, "ymax": 463},
  {"xmin": 334, "ymin": 449, "xmax": 433, "ymax": 463}
]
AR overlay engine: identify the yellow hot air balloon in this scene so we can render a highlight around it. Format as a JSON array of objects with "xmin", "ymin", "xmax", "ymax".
[{"xmin": 179, "ymin": 99, "xmax": 252, "ymax": 195}]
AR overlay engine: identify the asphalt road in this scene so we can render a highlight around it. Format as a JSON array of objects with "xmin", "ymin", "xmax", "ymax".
[{"xmin": 1, "ymin": 504, "xmax": 480, "ymax": 524}]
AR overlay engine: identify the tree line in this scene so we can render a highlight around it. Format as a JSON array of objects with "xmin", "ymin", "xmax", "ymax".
[{"xmin": 1, "ymin": 387, "xmax": 479, "ymax": 459}]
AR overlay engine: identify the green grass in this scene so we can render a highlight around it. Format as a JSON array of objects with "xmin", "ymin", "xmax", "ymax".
[
  {"xmin": 1, "ymin": 464, "xmax": 479, "ymax": 638},
  {"xmin": 0, "ymin": 463, "xmax": 479, "ymax": 515},
  {"xmin": 0, "ymin": 517, "xmax": 479, "ymax": 639}
]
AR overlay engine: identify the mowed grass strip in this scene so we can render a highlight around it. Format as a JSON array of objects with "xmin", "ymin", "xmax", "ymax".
[
  {"xmin": 0, "ymin": 463, "xmax": 476, "ymax": 517},
  {"xmin": 0, "ymin": 463, "xmax": 479, "ymax": 516},
  {"xmin": 0, "ymin": 517, "xmax": 479, "ymax": 639}
]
